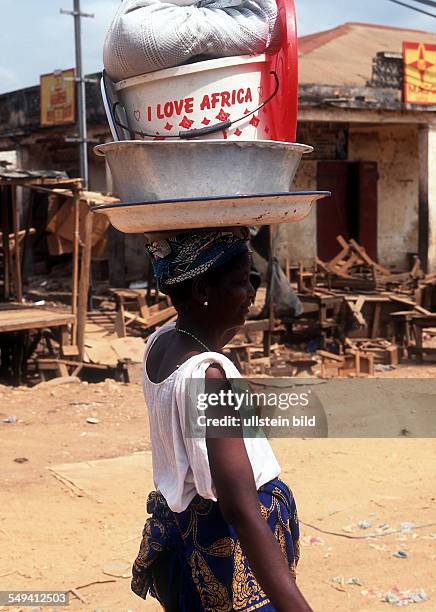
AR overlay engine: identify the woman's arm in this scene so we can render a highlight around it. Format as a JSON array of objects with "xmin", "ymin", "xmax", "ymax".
[{"xmin": 205, "ymin": 367, "xmax": 313, "ymax": 612}]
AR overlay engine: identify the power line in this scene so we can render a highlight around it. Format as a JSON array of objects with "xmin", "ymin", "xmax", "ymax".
[
  {"xmin": 386, "ymin": 0, "xmax": 436, "ymax": 16},
  {"xmin": 409, "ymin": 0, "xmax": 436, "ymax": 9}
]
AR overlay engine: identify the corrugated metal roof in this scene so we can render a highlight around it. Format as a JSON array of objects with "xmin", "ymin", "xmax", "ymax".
[{"xmin": 299, "ymin": 22, "xmax": 436, "ymax": 86}]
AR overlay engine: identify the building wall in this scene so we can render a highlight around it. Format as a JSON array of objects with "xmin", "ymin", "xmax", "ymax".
[
  {"xmin": 89, "ymin": 155, "xmax": 108, "ymax": 193},
  {"xmin": 348, "ymin": 124, "xmax": 420, "ymax": 270},
  {"xmin": 425, "ymin": 126, "xmax": 436, "ymax": 273},
  {"xmin": 282, "ymin": 160, "xmax": 318, "ymax": 265},
  {"xmin": 0, "ymin": 150, "xmax": 17, "ymax": 168}
]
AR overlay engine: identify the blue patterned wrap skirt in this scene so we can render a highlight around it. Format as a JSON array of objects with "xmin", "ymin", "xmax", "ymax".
[{"xmin": 131, "ymin": 478, "xmax": 300, "ymax": 611}]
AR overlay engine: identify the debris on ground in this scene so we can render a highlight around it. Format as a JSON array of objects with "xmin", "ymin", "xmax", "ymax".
[
  {"xmin": 358, "ymin": 520, "xmax": 372, "ymax": 530},
  {"xmin": 2, "ymin": 415, "xmax": 17, "ymax": 423},
  {"xmin": 383, "ymin": 588, "xmax": 429, "ymax": 606},
  {"xmin": 86, "ymin": 417, "xmax": 100, "ymax": 425}
]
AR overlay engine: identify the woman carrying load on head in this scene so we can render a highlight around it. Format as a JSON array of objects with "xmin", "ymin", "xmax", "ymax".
[{"xmin": 132, "ymin": 228, "xmax": 312, "ymax": 611}]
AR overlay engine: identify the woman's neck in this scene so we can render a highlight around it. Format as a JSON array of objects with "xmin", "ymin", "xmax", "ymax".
[{"xmin": 176, "ymin": 313, "xmax": 226, "ymax": 352}]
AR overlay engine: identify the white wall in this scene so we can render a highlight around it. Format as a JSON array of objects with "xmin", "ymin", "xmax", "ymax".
[
  {"xmin": 0, "ymin": 150, "xmax": 17, "ymax": 169},
  {"xmin": 348, "ymin": 124, "xmax": 420, "ymax": 270},
  {"xmin": 282, "ymin": 160, "xmax": 318, "ymax": 265},
  {"xmin": 425, "ymin": 126, "xmax": 436, "ymax": 273}
]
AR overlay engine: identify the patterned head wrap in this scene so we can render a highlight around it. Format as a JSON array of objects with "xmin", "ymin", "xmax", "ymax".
[{"xmin": 146, "ymin": 228, "xmax": 250, "ymax": 293}]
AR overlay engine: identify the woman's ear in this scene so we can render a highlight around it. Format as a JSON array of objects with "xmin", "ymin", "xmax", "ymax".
[{"xmin": 191, "ymin": 278, "xmax": 208, "ymax": 307}]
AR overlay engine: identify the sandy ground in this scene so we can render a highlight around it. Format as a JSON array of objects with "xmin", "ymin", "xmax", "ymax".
[{"xmin": 1, "ymin": 364, "xmax": 435, "ymax": 612}]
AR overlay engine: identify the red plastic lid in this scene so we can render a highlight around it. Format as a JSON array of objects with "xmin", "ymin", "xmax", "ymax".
[{"xmin": 263, "ymin": 0, "xmax": 298, "ymax": 142}]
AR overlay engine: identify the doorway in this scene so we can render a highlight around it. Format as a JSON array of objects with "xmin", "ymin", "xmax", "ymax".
[{"xmin": 317, "ymin": 161, "xmax": 378, "ymax": 261}]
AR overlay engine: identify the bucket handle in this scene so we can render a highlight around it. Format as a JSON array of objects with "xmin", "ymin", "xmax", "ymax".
[{"xmin": 112, "ymin": 71, "xmax": 279, "ymax": 140}]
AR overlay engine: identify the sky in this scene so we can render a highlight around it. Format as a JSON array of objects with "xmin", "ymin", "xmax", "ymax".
[{"xmin": 0, "ymin": 0, "xmax": 434, "ymax": 95}]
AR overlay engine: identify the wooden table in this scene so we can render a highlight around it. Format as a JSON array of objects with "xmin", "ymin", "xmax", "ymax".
[
  {"xmin": 0, "ymin": 304, "xmax": 75, "ymax": 384},
  {"xmin": 409, "ymin": 315, "xmax": 436, "ymax": 361}
]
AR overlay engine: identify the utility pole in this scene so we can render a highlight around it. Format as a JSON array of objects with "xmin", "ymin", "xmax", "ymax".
[{"xmin": 61, "ymin": 0, "xmax": 94, "ymax": 189}]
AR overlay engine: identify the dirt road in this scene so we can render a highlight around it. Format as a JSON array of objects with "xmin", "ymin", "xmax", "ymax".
[{"xmin": 1, "ymin": 366, "xmax": 435, "ymax": 611}]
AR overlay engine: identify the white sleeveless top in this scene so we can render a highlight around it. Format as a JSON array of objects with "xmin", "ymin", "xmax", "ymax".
[{"xmin": 143, "ymin": 323, "xmax": 281, "ymax": 512}]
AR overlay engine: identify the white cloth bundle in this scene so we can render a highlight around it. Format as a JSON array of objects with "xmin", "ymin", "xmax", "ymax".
[{"xmin": 103, "ymin": 0, "xmax": 280, "ymax": 82}]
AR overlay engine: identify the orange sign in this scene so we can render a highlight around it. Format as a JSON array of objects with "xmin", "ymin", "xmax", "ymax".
[
  {"xmin": 403, "ymin": 41, "xmax": 436, "ymax": 105},
  {"xmin": 40, "ymin": 69, "xmax": 76, "ymax": 127}
]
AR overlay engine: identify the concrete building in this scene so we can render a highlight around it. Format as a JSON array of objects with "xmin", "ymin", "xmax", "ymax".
[
  {"xmin": 0, "ymin": 82, "xmax": 142, "ymax": 285},
  {"xmin": 289, "ymin": 22, "xmax": 436, "ymax": 273},
  {"xmin": 0, "ymin": 22, "xmax": 435, "ymax": 278}
]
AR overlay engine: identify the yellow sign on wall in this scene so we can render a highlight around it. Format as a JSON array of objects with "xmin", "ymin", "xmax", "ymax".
[
  {"xmin": 403, "ymin": 41, "xmax": 436, "ymax": 105},
  {"xmin": 40, "ymin": 69, "xmax": 76, "ymax": 127}
]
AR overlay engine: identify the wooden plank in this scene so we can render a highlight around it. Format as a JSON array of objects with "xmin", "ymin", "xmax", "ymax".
[
  {"xmin": 58, "ymin": 362, "xmax": 69, "ymax": 377},
  {"xmin": 336, "ymin": 252, "xmax": 361, "ymax": 272},
  {"xmin": 1, "ymin": 185, "xmax": 11, "ymax": 299},
  {"xmin": 38, "ymin": 358, "xmax": 82, "ymax": 367},
  {"xmin": 242, "ymin": 319, "xmax": 274, "ymax": 333},
  {"xmin": 137, "ymin": 294, "xmax": 149, "ymax": 319},
  {"xmin": 371, "ymin": 302, "xmax": 382, "ymax": 339},
  {"xmin": 71, "ymin": 187, "xmax": 81, "ymax": 344},
  {"xmin": 149, "ymin": 304, "xmax": 161, "ymax": 315},
  {"xmin": 332, "ymin": 279, "xmax": 377, "ymax": 291},
  {"xmin": 359, "ymin": 352, "xmax": 375, "ymax": 376},
  {"xmin": 84, "ymin": 339, "xmax": 118, "ymax": 367},
  {"xmin": 0, "ymin": 228, "xmax": 36, "ymax": 249},
  {"xmin": 338, "ymin": 354, "xmax": 358, "ymax": 376},
  {"xmin": 62, "ymin": 345, "xmax": 80, "ymax": 358},
  {"xmin": 315, "ymin": 258, "xmax": 331, "ymax": 274},
  {"xmin": 21, "ymin": 187, "xmax": 33, "ymax": 281},
  {"xmin": 0, "ymin": 313, "xmax": 75, "ymax": 333},
  {"xmin": 26, "ymin": 184, "xmax": 119, "ymax": 205},
  {"xmin": 144, "ymin": 306, "xmax": 176, "ymax": 327},
  {"xmin": 317, "ymin": 350, "xmax": 344, "ymax": 363},
  {"xmin": 115, "ymin": 304, "xmax": 127, "ymax": 338},
  {"xmin": 321, "ymin": 234, "xmax": 352, "ymax": 272},
  {"xmin": 123, "ymin": 306, "xmax": 176, "ymax": 330},
  {"xmin": 345, "ymin": 295, "xmax": 391, "ymax": 302},
  {"xmin": 111, "ymin": 337, "xmax": 145, "ymax": 363},
  {"xmin": 325, "ymin": 264, "xmax": 354, "ymax": 280},
  {"xmin": 11, "ymin": 185, "xmax": 23, "ymax": 302},
  {"xmin": 349, "ymin": 239, "xmax": 390, "ymax": 275},
  {"xmin": 336, "ymin": 235, "xmax": 349, "ymax": 250},
  {"xmin": 389, "ymin": 296, "xmax": 432, "ymax": 316},
  {"xmin": 0, "ymin": 307, "xmax": 74, "ymax": 333},
  {"xmin": 348, "ymin": 295, "xmax": 366, "ymax": 327},
  {"xmin": 77, "ymin": 207, "xmax": 93, "ymax": 360},
  {"xmin": 388, "ymin": 345, "xmax": 399, "ymax": 366}
]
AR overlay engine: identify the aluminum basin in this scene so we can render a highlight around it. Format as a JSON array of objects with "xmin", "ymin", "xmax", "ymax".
[
  {"xmin": 91, "ymin": 191, "xmax": 330, "ymax": 234},
  {"xmin": 94, "ymin": 140, "xmax": 313, "ymax": 202}
]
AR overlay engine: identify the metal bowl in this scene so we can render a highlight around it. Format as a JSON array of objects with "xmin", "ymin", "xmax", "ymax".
[
  {"xmin": 94, "ymin": 140, "xmax": 313, "ymax": 202},
  {"xmin": 91, "ymin": 191, "xmax": 330, "ymax": 234}
]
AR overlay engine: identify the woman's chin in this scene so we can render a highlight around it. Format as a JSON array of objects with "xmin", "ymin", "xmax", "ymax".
[
  {"xmin": 224, "ymin": 323, "xmax": 244, "ymax": 340},
  {"xmin": 235, "ymin": 314, "xmax": 248, "ymax": 328}
]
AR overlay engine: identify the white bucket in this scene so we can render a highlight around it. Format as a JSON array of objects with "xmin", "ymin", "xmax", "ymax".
[{"xmin": 114, "ymin": 55, "xmax": 273, "ymax": 141}]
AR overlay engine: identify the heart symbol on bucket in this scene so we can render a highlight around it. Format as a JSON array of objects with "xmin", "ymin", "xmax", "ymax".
[{"xmin": 134, "ymin": 110, "xmax": 141, "ymax": 122}]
